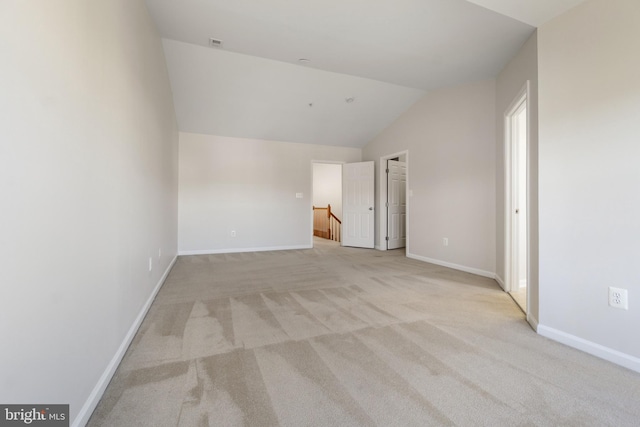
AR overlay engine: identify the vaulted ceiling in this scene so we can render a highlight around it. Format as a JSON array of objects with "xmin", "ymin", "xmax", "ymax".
[{"xmin": 145, "ymin": 0, "xmax": 587, "ymax": 147}]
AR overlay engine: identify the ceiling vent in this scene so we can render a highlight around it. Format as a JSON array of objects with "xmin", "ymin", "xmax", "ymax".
[{"xmin": 209, "ymin": 38, "xmax": 223, "ymax": 48}]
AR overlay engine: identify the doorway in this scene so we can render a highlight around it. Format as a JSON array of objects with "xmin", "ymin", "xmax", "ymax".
[
  {"xmin": 386, "ymin": 158, "xmax": 407, "ymax": 250},
  {"xmin": 505, "ymin": 83, "xmax": 529, "ymax": 313},
  {"xmin": 379, "ymin": 151, "xmax": 408, "ymax": 251},
  {"xmin": 312, "ymin": 162, "xmax": 342, "ymax": 247}
]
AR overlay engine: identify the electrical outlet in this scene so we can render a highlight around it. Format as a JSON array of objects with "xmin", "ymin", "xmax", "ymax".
[
  {"xmin": 230, "ymin": 230, "xmax": 236, "ymax": 237},
  {"xmin": 148, "ymin": 257, "xmax": 153, "ymax": 272},
  {"xmin": 608, "ymin": 287, "xmax": 628, "ymax": 310},
  {"xmin": 443, "ymin": 237, "xmax": 448, "ymax": 246}
]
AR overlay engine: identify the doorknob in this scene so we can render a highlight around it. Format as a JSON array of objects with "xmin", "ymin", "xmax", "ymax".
[
  {"xmin": 369, "ymin": 207, "xmax": 373, "ymax": 210},
  {"xmin": 515, "ymin": 209, "xmax": 519, "ymax": 214}
]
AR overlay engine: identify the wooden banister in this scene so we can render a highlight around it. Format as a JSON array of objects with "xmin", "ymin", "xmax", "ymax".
[
  {"xmin": 313, "ymin": 204, "xmax": 341, "ymax": 242},
  {"xmin": 327, "ymin": 204, "xmax": 341, "ymax": 224}
]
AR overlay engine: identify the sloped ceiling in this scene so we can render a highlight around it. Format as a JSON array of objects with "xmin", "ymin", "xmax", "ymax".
[
  {"xmin": 163, "ymin": 40, "xmax": 425, "ymax": 147},
  {"xmin": 146, "ymin": 0, "xmax": 586, "ymax": 148},
  {"xmin": 465, "ymin": 0, "xmax": 588, "ymax": 27}
]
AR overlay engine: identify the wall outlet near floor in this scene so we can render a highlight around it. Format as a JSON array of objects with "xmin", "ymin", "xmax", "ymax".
[
  {"xmin": 608, "ymin": 287, "xmax": 628, "ymax": 310},
  {"xmin": 148, "ymin": 257, "xmax": 153, "ymax": 272},
  {"xmin": 443, "ymin": 237, "xmax": 449, "ymax": 246},
  {"xmin": 230, "ymin": 230, "xmax": 237, "ymax": 237}
]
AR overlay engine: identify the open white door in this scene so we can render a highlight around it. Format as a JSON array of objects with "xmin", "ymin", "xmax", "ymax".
[
  {"xmin": 342, "ymin": 161, "xmax": 375, "ymax": 248},
  {"xmin": 504, "ymin": 82, "xmax": 530, "ymax": 317},
  {"xmin": 387, "ymin": 160, "xmax": 407, "ymax": 249}
]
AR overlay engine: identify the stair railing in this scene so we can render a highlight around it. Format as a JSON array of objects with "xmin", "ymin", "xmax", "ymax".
[{"xmin": 312, "ymin": 204, "xmax": 341, "ymax": 242}]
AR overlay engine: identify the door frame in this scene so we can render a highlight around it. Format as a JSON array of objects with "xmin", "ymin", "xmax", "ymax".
[
  {"xmin": 504, "ymin": 81, "xmax": 530, "ymax": 304},
  {"xmin": 378, "ymin": 150, "xmax": 409, "ymax": 251}
]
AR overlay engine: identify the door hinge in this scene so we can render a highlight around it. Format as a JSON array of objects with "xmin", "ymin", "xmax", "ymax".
[
  {"xmin": 385, "ymin": 202, "xmax": 389, "ymax": 207},
  {"xmin": 386, "ymin": 168, "xmax": 389, "ymax": 173},
  {"xmin": 385, "ymin": 236, "xmax": 390, "ymax": 241}
]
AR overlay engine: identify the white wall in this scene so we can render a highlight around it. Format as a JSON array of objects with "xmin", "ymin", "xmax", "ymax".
[
  {"xmin": 179, "ymin": 133, "xmax": 361, "ymax": 254},
  {"xmin": 313, "ymin": 163, "xmax": 343, "ymax": 219},
  {"xmin": 538, "ymin": 0, "xmax": 640, "ymax": 369},
  {"xmin": 363, "ymin": 80, "xmax": 496, "ymax": 276},
  {"xmin": 495, "ymin": 32, "xmax": 539, "ymax": 322},
  {"xmin": 0, "ymin": 1, "xmax": 179, "ymax": 425}
]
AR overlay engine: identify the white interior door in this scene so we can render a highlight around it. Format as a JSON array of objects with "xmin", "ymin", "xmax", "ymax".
[
  {"xmin": 514, "ymin": 105, "xmax": 528, "ymax": 292},
  {"xmin": 342, "ymin": 161, "xmax": 375, "ymax": 248},
  {"xmin": 387, "ymin": 160, "xmax": 406, "ymax": 249},
  {"xmin": 504, "ymin": 83, "xmax": 529, "ymax": 316}
]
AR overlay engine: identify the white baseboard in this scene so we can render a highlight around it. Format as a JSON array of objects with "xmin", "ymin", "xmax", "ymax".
[
  {"xmin": 495, "ymin": 274, "xmax": 505, "ymax": 288},
  {"xmin": 72, "ymin": 255, "xmax": 178, "ymax": 427},
  {"xmin": 179, "ymin": 244, "xmax": 311, "ymax": 256},
  {"xmin": 406, "ymin": 252, "xmax": 495, "ymax": 279},
  {"xmin": 537, "ymin": 324, "xmax": 640, "ymax": 374}
]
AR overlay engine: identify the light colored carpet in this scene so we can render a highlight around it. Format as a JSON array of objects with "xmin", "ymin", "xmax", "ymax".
[{"xmin": 88, "ymin": 238, "xmax": 640, "ymax": 426}]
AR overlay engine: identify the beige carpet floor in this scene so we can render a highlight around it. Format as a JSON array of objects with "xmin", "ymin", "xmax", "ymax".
[{"xmin": 88, "ymin": 238, "xmax": 640, "ymax": 426}]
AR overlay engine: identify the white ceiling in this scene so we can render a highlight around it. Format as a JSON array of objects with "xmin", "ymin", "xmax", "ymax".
[{"xmin": 145, "ymin": 0, "xmax": 587, "ymax": 148}]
